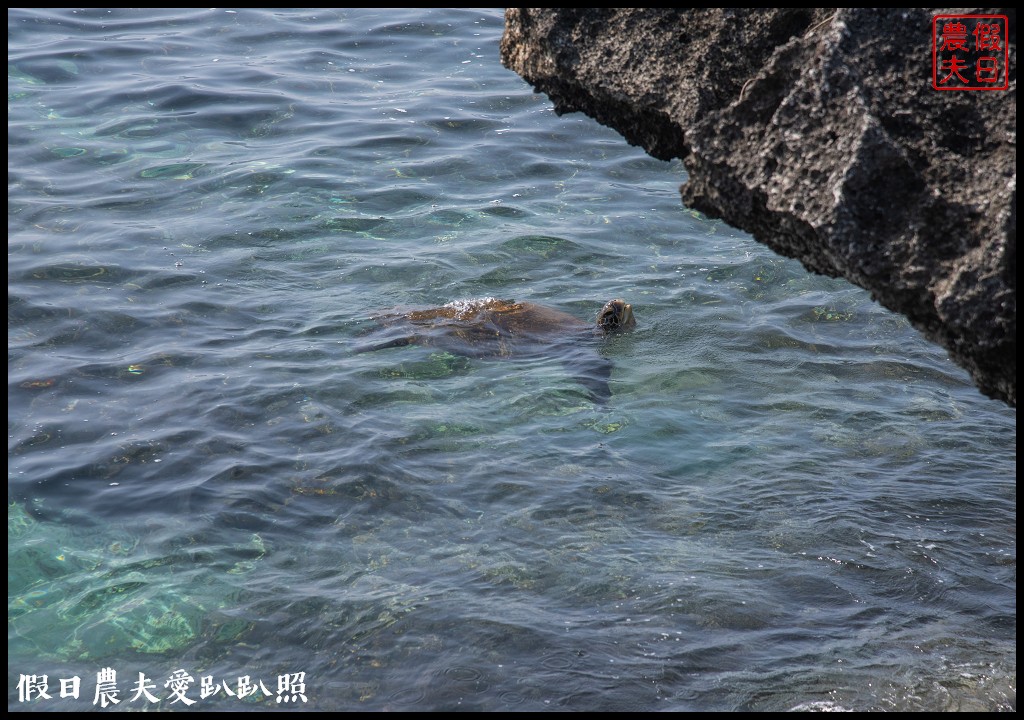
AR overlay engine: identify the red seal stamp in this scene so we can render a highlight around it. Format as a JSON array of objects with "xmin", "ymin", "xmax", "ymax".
[{"xmin": 932, "ymin": 14, "xmax": 1009, "ymax": 90}]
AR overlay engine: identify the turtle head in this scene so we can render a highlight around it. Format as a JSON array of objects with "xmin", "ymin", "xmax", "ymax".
[{"xmin": 597, "ymin": 299, "xmax": 635, "ymax": 334}]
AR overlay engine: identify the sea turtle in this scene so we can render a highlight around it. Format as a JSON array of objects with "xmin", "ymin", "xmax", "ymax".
[{"xmin": 355, "ymin": 297, "xmax": 635, "ymax": 403}]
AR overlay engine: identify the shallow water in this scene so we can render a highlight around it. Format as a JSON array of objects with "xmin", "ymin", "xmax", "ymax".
[{"xmin": 8, "ymin": 8, "xmax": 1015, "ymax": 711}]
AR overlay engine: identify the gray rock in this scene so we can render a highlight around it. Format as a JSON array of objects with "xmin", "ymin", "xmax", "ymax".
[{"xmin": 501, "ymin": 8, "xmax": 1016, "ymax": 406}]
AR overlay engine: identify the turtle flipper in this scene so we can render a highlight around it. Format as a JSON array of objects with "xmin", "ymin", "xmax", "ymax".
[
  {"xmin": 559, "ymin": 346, "xmax": 614, "ymax": 404},
  {"xmin": 353, "ymin": 333, "xmax": 415, "ymax": 354},
  {"xmin": 352, "ymin": 323, "xmax": 415, "ymax": 354}
]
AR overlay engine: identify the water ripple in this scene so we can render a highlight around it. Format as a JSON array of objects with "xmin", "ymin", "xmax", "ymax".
[{"xmin": 7, "ymin": 7, "xmax": 1014, "ymax": 713}]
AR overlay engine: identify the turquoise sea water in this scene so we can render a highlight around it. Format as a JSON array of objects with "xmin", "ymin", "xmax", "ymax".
[{"xmin": 8, "ymin": 8, "xmax": 1015, "ymax": 711}]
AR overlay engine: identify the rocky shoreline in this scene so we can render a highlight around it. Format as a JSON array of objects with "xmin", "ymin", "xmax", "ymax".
[{"xmin": 501, "ymin": 8, "xmax": 1016, "ymax": 407}]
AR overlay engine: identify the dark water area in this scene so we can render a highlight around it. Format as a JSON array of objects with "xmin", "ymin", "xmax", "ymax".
[{"xmin": 8, "ymin": 8, "xmax": 1015, "ymax": 711}]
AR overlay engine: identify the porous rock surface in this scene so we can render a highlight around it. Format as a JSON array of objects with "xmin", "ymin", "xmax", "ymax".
[{"xmin": 501, "ymin": 8, "xmax": 1016, "ymax": 406}]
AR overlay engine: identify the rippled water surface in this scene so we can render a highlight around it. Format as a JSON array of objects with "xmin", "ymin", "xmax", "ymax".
[{"xmin": 8, "ymin": 8, "xmax": 1015, "ymax": 711}]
